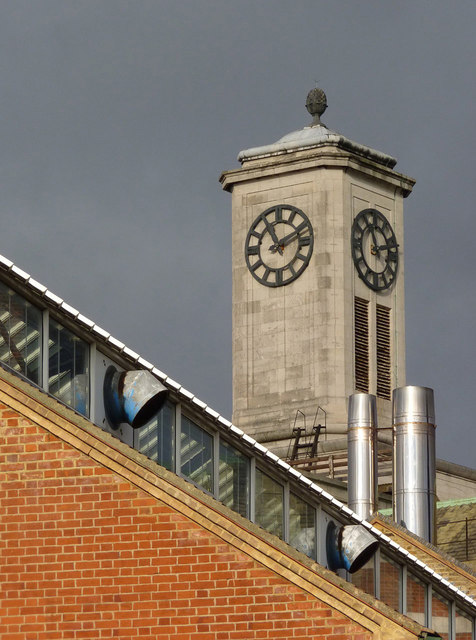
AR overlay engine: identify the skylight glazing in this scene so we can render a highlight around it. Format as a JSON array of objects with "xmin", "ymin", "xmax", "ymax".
[
  {"xmin": 0, "ymin": 281, "xmax": 42, "ymax": 385},
  {"xmin": 219, "ymin": 440, "xmax": 250, "ymax": 518},
  {"xmin": 48, "ymin": 318, "xmax": 89, "ymax": 417}
]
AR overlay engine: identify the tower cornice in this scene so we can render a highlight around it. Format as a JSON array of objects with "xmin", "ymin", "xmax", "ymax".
[{"xmin": 220, "ymin": 145, "xmax": 415, "ymax": 198}]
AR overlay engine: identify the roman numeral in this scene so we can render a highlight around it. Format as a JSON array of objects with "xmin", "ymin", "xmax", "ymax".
[
  {"xmin": 250, "ymin": 260, "xmax": 263, "ymax": 272},
  {"xmin": 387, "ymin": 249, "xmax": 398, "ymax": 262}
]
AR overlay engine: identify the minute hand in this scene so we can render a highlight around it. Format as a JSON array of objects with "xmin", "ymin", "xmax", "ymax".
[{"xmin": 270, "ymin": 229, "xmax": 299, "ymax": 252}]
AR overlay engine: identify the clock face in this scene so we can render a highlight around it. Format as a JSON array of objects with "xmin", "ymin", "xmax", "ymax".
[
  {"xmin": 351, "ymin": 208, "xmax": 399, "ymax": 291},
  {"xmin": 245, "ymin": 204, "xmax": 314, "ymax": 287}
]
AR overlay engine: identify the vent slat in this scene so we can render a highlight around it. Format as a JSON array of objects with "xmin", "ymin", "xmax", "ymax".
[
  {"xmin": 354, "ymin": 297, "xmax": 369, "ymax": 392},
  {"xmin": 376, "ymin": 304, "xmax": 391, "ymax": 400}
]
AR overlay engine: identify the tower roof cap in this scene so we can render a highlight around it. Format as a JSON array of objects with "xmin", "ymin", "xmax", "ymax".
[
  {"xmin": 238, "ymin": 87, "xmax": 397, "ymax": 168},
  {"xmin": 238, "ymin": 125, "xmax": 397, "ymax": 168}
]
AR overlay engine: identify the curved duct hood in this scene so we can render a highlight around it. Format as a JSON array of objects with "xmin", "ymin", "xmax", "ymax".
[
  {"xmin": 103, "ymin": 366, "xmax": 169, "ymax": 429},
  {"xmin": 326, "ymin": 522, "xmax": 379, "ymax": 573}
]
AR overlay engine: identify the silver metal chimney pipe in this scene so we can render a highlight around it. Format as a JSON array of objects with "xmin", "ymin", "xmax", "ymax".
[
  {"xmin": 347, "ymin": 393, "xmax": 378, "ymax": 520},
  {"xmin": 392, "ymin": 386, "xmax": 436, "ymax": 543}
]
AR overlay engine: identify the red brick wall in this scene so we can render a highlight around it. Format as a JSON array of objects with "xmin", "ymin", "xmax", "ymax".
[{"xmin": 0, "ymin": 404, "xmax": 371, "ymax": 640}]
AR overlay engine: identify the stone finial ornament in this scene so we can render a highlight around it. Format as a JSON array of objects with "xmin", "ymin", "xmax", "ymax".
[{"xmin": 306, "ymin": 87, "xmax": 327, "ymax": 126}]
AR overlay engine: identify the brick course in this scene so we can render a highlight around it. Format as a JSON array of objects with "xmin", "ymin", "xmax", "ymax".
[
  {"xmin": 0, "ymin": 404, "xmax": 371, "ymax": 640},
  {"xmin": 0, "ymin": 373, "xmax": 428, "ymax": 640}
]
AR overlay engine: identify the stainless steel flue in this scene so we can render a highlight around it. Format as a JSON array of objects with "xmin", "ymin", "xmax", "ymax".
[
  {"xmin": 347, "ymin": 393, "xmax": 378, "ymax": 520},
  {"xmin": 392, "ymin": 386, "xmax": 436, "ymax": 543}
]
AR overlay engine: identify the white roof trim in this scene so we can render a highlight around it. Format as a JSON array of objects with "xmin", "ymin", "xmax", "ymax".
[
  {"xmin": 137, "ymin": 357, "xmax": 154, "ymax": 371},
  {"xmin": 178, "ymin": 387, "xmax": 194, "ymax": 401}
]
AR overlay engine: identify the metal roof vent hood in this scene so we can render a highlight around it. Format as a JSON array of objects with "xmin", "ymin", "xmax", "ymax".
[
  {"xmin": 326, "ymin": 521, "xmax": 379, "ymax": 573},
  {"xmin": 103, "ymin": 366, "xmax": 168, "ymax": 429},
  {"xmin": 393, "ymin": 385, "xmax": 436, "ymax": 543}
]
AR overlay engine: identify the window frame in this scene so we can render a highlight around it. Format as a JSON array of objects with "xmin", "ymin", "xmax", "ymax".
[
  {"xmin": 47, "ymin": 312, "xmax": 92, "ymax": 418},
  {"xmin": 179, "ymin": 409, "xmax": 216, "ymax": 495}
]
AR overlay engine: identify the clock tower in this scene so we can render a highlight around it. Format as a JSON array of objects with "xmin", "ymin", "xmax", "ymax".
[{"xmin": 220, "ymin": 89, "xmax": 415, "ymax": 458}]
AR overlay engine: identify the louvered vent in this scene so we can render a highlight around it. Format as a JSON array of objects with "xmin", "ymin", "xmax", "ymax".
[
  {"xmin": 354, "ymin": 297, "xmax": 369, "ymax": 393},
  {"xmin": 376, "ymin": 304, "xmax": 391, "ymax": 400}
]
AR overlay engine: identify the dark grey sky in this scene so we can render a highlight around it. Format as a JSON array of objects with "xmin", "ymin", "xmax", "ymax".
[{"xmin": 1, "ymin": 1, "xmax": 475, "ymax": 468}]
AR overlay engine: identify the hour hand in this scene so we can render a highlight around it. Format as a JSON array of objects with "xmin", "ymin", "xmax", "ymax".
[{"xmin": 376, "ymin": 243, "xmax": 399, "ymax": 251}]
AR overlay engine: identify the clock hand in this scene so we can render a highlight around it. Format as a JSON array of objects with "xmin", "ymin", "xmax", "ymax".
[
  {"xmin": 280, "ymin": 229, "xmax": 298, "ymax": 246},
  {"xmin": 369, "ymin": 225, "xmax": 379, "ymax": 248},
  {"xmin": 262, "ymin": 217, "xmax": 283, "ymax": 255},
  {"xmin": 263, "ymin": 218, "xmax": 279, "ymax": 244},
  {"xmin": 375, "ymin": 243, "xmax": 399, "ymax": 251},
  {"xmin": 269, "ymin": 228, "xmax": 298, "ymax": 252}
]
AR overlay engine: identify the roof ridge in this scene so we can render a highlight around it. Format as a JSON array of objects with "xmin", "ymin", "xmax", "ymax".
[
  {"xmin": 372, "ymin": 514, "xmax": 476, "ymax": 590},
  {"xmin": 437, "ymin": 496, "xmax": 476, "ymax": 508}
]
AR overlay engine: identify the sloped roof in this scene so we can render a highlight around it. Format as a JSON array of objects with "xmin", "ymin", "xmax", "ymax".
[
  {"xmin": 237, "ymin": 123, "xmax": 398, "ymax": 167},
  {"xmin": 0, "ymin": 251, "xmax": 475, "ymax": 615},
  {"xmin": 0, "ymin": 365, "xmax": 444, "ymax": 640},
  {"xmin": 371, "ymin": 514, "xmax": 476, "ymax": 598},
  {"xmin": 437, "ymin": 498, "xmax": 476, "ymax": 570}
]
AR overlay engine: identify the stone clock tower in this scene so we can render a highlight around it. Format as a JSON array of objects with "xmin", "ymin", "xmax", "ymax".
[{"xmin": 220, "ymin": 89, "xmax": 415, "ymax": 458}]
